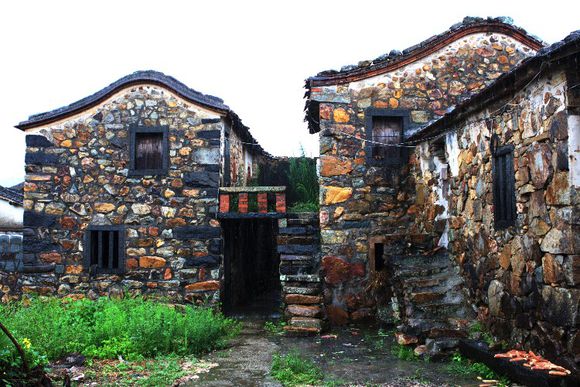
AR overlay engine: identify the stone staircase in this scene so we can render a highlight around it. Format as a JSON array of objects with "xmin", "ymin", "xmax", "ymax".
[
  {"xmin": 277, "ymin": 213, "xmax": 323, "ymax": 335},
  {"xmin": 388, "ymin": 237, "xmax": 473, "ymax": 354}
]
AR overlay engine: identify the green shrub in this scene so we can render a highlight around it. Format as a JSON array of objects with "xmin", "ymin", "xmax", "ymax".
[
  {"xmin": 287, "ymin": 147, "xmax": 318, "ymax": 212},
  {"xmin": 0, "ymin": 297, "xmax": 240, "ymax": 364},
  {"xmin": 271, "ymin": 352, "xmax": 323, "ymax": 386}
]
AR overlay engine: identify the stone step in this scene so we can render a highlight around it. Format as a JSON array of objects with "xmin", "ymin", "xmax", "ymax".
[
  {"xmin": 287, "ymin": 316, "xmax": 322, "ymax": 330},
  {"xmin": 285, "ymin": 304, "xmax": 322, "ymax": 318},
  {"xmin": 283, "ymin": 325, "xmax": 320, "ymax": 336},
  {"xmin": 286, "ymin": 218, "xmax": 319, "ymax": 227},
  {"xmin": 404, "ymin": 277, "xmax": 465, "ymax": 294},
  {"xmin": 284, "ymin": 294, "xmax": 322, "ymax": 304},
  {"xmin": 280, "ymin": 274, "xmax": 320, "ymax": 283},
  {"xmin": 280, "ymin": 254, "xmax": 314, "ymax": 262},
  {"xmin": 278, "ymin": 226, "xmax": 319, "ymax": 235},
  {"xmin": 391, "ymin": 254, "xmax": 452, "ymax": 270},
  {"xmin": 410, "ymin": 303, "xmax": 470, "ymax": 320},
  {"xmin": 279, "ymin": 264, "xmax": 316, "ymax": 276},
  {"xmin": 282, "ymin": 285, "xmax": 321, "ymax": 295},
  {"xmin": 278, "ymin": 244, "xmax": 318, "ymax": 255},
  {"xmin": 403, "ymin": 268, "xmax": 462, "ymax": 289}
]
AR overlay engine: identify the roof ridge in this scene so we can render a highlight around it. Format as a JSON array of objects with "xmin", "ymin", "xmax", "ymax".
[
  {"xmin": 17, "ymin": 70, "xmax": 230, "ymax": 129},
  {"xmin": 308, "ymin": 16, "xmax": 545, "ymax": 85}
]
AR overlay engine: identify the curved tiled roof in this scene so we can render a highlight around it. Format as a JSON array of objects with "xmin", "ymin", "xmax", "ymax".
[
  {"xmin": 307, "ymin": 17, "xmax": 544, "ymax": 87},
  {"xmin": 0, "ymin": 185, "xmax": 23, "ymax": 206},
  {"xmin": 16, "ymin": 71, "xmax": 270, "ymax": 157},
  {"xmin": 304, "ymin": 17, "xmax": 545, "ymax": 134}
]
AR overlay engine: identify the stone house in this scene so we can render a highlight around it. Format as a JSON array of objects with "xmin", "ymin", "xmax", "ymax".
[
  {"xmin": 2, "ymin": 71, "xmax": 275, "ymax": 305},
  {"xmin": 305, "ymin": 17, "xmax": 578, "ymax": 369},
  {"xmin": 408, "ymin": 30, "xmax": 579, "ymax": 369},
  {"xmin": 0, "ymin": 184, "xmax": 23, "ymax": 276}
]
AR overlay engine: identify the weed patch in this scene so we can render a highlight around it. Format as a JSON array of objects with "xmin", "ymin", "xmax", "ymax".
[
  {"xmin": 0, "ymin": 296, "xmax": 239, "ymax": 384},
  {"xmin": 391, "ymin": 343, "xmax": 419, "ymax": 361},
  {"xmin": 271, "ymin": 352, "xmax": 324, "ymax": 386},
  {"xmin": 446, "ymin": 352, "xmax": 510, "ymax": 386},
  {"xmin": 264, "ymin": 320, "xmax": 286, "ymax": 335}
]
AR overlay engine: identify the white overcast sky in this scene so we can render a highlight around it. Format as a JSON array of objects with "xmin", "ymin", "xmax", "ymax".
[{"xmin": 0, "ymin": 0, "xmax": 577, "ymax": 186}]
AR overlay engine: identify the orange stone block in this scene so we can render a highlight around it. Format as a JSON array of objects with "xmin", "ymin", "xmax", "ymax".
[
  {"xmin": 185, "ymin": 280, "xmax": 220, "ymax": 292},
  {"xmin": 257, "ymin": 193, "xmax": 268, "ymax": 213},
  {"xmin": 333, "ymin": 107, "xmax": 350, "ymax": 123},
  {"xmin": 275, "ymin": 192, "xmax": 286, "ymax": 213},
  {"xmin": 39, "ymin": 252, "xmax": 62, "ymax": 264},
  {"xmin": 139, "ymin": 256, "xmax": 166, "ymax": 268},
  {"xmin": 220, "ymin": 194, "xmax": 230, "ymax": 212},
  {"xmin": 126, "ymin": 258, "xmax": 138, "ymax": 270},
  {"xmin": 65, "ymin": 265, "xmax": 83, "ymax": 275},
  {"xmin": 238, "ymin": 193, "xmax": 248, "ymax": 213},
  {"xmin": 320, "ymin": 155, "xmax": 352, "ymax": 177}
]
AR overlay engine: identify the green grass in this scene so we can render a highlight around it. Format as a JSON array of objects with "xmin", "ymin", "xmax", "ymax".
[
  {"xmin": 271, "ymin": 352, "xmax": 324, "ymax": 386},
  {"xmin": 264, "ymin": 320, "xmax": 287, "ymax": 335},
  {"xmin": 0, "ymin": 297, "xmax": 240, "ymax": 384},
  {"xmin": 96, "ymin": 355, "xmax": 194, "ymax": 386},
  {"xmin": 288, "ymin": 201, "xmax": 319, "ymax": 213},
  {"xmin": 391, "ymin": 343, "xmax": 420, "ymax": 361},
  {"xmin": 468, "ymin": 322, "xmax": 495, "ymax": 346},
  {"xmin": 446, "ymin": 352, "xmax": 510, "ymax": 386}
]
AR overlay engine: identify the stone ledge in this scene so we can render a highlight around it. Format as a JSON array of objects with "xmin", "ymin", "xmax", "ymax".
[{"xmin": 280, "ymin": 274, "xmax": 320, "ymax": 283}]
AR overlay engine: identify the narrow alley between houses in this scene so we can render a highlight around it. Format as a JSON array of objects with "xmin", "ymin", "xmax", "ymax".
[{"xmin": 192, "ymin": 319, "xmax": 478, "ymax": 387}]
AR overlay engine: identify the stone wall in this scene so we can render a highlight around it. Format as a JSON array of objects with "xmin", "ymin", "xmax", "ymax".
[
  {"xmin": 1, "ymin": 85, "xmax": 232, "ymax": 303},
  {"xmin": 412, "ymin": 68, "xmax": 579, "ymax": 369},
  {"xmin": 312, "ymin": 32, "xmax": 535, "ymax": 322}
]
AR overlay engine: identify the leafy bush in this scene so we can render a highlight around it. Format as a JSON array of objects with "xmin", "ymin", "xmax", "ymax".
[
  {"xmin": 271, "ymin": 352, "xmax": 324, "ymax": 386},
  {"xmin": 287, "ymin": 148, "xmax": 318, "ymax": 212},
  {"xmin": 0, "ymin": 297, "xmax": 240, "ymax": 364},
  {"xmin": 0, "ymin": 336, "xmax": 48, "ymax": 385}
]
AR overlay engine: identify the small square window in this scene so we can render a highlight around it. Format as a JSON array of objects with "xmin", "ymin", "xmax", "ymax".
[
  {"xmin": 492, "ymin": 145, "xmax": 516, "ymax": 229},
  {"xmin": 84, "ymin": 226, "xmax": 125, "ymax": 274},
  {"xmin": 371, "ymin": 116, "xmax": 402, "ymax": 163},
  {"xmin": 365, "ymin": 109, "xmax": 409, "ymax": 166},
  {"xmin": 129, "ymin": 125, "xmax": 169, "ymax": 175}
]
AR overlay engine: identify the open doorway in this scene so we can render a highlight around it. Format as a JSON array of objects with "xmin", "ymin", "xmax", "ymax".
[{"xmin": 221, "ymin": 219, "xmax": 281, "ymax": 317}]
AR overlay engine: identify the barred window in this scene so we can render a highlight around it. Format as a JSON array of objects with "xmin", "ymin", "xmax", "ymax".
[{"xmin": 85, "ymin": 227, "xmax": 125, "ymax": 274}]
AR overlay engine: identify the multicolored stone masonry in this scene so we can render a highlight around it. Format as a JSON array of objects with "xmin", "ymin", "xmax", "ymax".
[
  {"xmin": 310, "ymin": 30, "xmax": 536, "ymax": 324},
  {"xmin": 412, "ymin": 65, "xmax": 579, "ymax": 370},
  {"xmin": 1, "ymin": 81, "xmax": 264, "ymax": 303}
]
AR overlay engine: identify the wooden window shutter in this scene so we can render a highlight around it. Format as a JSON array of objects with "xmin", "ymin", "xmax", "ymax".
[
  {"xmin": 492, "ymin": 146, "xmax": 516, "ymax": 229},
  {"xmin": 372, "ymin": 116, "xmax": 402, "ymax": 165},
  {"xmin": 135, "ymin": 133, "xmax": 163, "ymax": 170}
]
